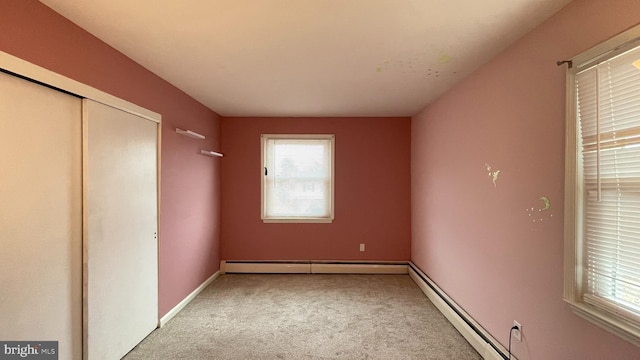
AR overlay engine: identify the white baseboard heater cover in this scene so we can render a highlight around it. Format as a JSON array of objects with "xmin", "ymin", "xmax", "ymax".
[
  {"xmin": 221, "ymin": 261, "xmax": 408, "ymax": 275},
  {"xmin": 218, "ymin": 260, "xmax": 509, "ymax": 360},
  {"xmin": 408, "ymin": 263, "xmax": 514, "ymax": 360},
  {"xmin": 224, "ymin": 262, "xmax": 310, "ymax": 274}
]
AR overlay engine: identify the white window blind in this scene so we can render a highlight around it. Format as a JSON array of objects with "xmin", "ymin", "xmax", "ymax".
[
  {"xmin": 261, "ymin": 134, "xmax": 334, "ymax": 222},
  {"xmin": 575, "ymin": 45, "xmax": 640, "ymax": 321}
]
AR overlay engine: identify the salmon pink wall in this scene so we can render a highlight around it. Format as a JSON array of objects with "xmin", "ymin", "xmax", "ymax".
[
  {"xmin": 0, "ymin": 0, "xmax": 221, "ymax": 317},
  {"xmin": 221, "ymin": 117, "xmax": 411, "ymax": 261},
  {"xmin": 411, "ymin": 0, "xmax": 640, "ymax": 359}
]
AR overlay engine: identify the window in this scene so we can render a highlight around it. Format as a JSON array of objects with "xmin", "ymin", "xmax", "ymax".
[
  {"xmin": 564, "ymin": 25, "xmax": 640, "ymax": 345},
  {"xmin": 261, "ymin": 134, "xmax": 334, "ymax": 223}
]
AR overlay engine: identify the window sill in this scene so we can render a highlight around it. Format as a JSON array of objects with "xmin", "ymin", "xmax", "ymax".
[
  {"xmin": 262, "ymin": 218, "xmax": 334, "ymax": 224},
  {"xmin": 565, "ymin": 299, "xmax": 640, "ymax": 347}
]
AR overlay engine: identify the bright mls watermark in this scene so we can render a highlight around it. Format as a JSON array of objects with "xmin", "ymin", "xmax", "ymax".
[{"xmin": 0, "ymin": 342, "xmax": 57, "ymax": 359}]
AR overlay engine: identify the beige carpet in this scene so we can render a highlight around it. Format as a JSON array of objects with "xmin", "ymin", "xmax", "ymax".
[{"xmin": 124, "ymin": 274, "xmax": 481, "ymax": 360}]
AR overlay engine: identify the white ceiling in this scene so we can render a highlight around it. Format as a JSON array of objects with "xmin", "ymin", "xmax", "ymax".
[{"xmin": 39, "ymin": 0, "xmax": 571, "ymax": 117}]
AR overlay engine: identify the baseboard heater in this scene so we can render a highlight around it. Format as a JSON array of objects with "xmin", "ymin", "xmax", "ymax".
[
  {"xmin": 408, "ymin": 263, "xmax": 513, "ymax": 360},
  {"xmin": 219, "ymin": 260, "xmax": 513, "ymax": 360},
  {"xmin": 221, "ymin": 260, "xmax": 408, "ymax": 275}
]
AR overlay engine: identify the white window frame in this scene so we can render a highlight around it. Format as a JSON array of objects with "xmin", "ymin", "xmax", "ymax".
[
  {"xmin": 564, "ymin": 23, "xmax": 640, "ymax": 347},
  {"xmin": 261, "ymin": 134, "xmax": 335, "ymax": 223}
]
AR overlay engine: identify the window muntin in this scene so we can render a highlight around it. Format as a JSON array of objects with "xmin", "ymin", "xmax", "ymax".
[{"xmin": 261, "ymin": 134, "xmax": 334, "ymax": 223}]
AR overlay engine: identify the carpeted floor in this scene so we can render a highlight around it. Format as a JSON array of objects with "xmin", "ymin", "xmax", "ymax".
[{"xmin": 123, "ymin": 274, "xmax": 481, "ymax": 360}]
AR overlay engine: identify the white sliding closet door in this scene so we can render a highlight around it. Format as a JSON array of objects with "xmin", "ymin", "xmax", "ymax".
[
  {"xmin": 83, "ymin": 99, "xmax": 158, "ymax": 360},
  {"xmin": 0, "ymin": 72, "xmax": 82, "ymax": 359}
]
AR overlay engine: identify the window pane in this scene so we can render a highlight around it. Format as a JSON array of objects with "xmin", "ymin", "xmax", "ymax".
[
  {"xmin": 262, "ymin": 135, "xmax": 334, "ymax": 221},
  {"xmin": 577, "ymin": 44, "xmax": 640, "ymax": 322},
  {"xmin": 268, "ymin": 140, "xmax": 329, "ymax": 217},
  {"xmin": 585, "ymin": 189, "xmax": 640, "ymax": 314}
]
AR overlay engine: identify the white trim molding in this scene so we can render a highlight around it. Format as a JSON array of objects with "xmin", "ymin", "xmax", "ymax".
[
  {"xmin": 311, "ymin": 263, "xmax": 407, "ymax": 274},
  {"xmin": 408, "ymin": 263, "xmax": 514, "ymax": 360},
  {"xmin": 168, "ymin": 261, "xmax": 508, "ymax": 359},
  {"xmin": 224, "ymin": 261, "xmax": 311, "ymax": 274},
  {"xmin": 260, "ymin": 134, "xmax": 335, "ymax": 223},
  {"xmin": 571, "ymin": 24, "xmax": 640, "ymax": 71},
  {"xmin": 0, "ymin": 50, "xmax": 161, "ymax": 123},
  {"xmin": 563, "ymin": 22, "xmax": 640, "ymax": 347},
  {"xmin": 220, "ymin": 260, "xmax": 409, "ymax": 275},
  {"xmin": 159, "ymin": 271, "xmax": 220, "ymax": 327},
  {"xmin": 568, "ymin": 302, "xmax": 640, "ymax": 348}
]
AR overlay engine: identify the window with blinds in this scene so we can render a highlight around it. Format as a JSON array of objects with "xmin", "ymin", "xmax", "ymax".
[
  {"xmin": 567, "ymin": 32, "xmax": 640, "ymax": 343},
  {"xmin": 261, "ymin": 134, "xmax": 334, "ymax": 223},
  {"xmin": 576, "ymin": 46, "xmax": 640, "ymax": 321}
]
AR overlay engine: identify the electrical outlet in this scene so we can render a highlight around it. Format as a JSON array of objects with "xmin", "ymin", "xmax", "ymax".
[
  {"xmin": 359, "ymin": 243, "xmax": 365, "ymax": 252},
  {"xmin": 513, "ymin": 321, "xmax": 522, "ymax": 342}
]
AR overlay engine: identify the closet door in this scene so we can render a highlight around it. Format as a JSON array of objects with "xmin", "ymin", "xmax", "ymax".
[
  {"xmin": 0, "ymin": 72, "xmax": 82, "ymax": 358},
  {"xmin": 83, "ymin": 99, "xmax": 158, "ymax": 360}
]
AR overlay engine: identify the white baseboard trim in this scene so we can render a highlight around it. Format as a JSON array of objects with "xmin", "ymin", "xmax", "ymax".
[
  {"xmin": 221, "ymin": 260, "xmax": 409, "ymax": 275},
  {"xmin": 408, "ymin": 263, "xmax": 514, "ymax": 360},
  {"xmin": 224, "ymin": 262, "xmax": 311, "ymax": 274},
  {"xmin": 311, "ymin": 263, "xmax": 408, "ymax": 274},
  {"xmin": 218, "ymin": 260, "xmax": 507, "ymax": 358},
  {"xmin": 159, "ymin": 270, "xmax": 220, "ymax": 327}
]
